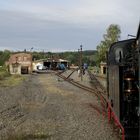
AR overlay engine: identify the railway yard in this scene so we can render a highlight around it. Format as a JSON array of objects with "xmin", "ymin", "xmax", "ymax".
[
  {"xmin": 0, "ymin": 2, "xmax": 139, "ymax": 140},
  {"xmin": 0, "ymin": 70, "xmax": 120, "ymax": 140}
]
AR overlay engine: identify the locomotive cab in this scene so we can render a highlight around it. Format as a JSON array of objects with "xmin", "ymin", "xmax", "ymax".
[{"xmin": 107, "ymin": 25, "xmax": 140, "ymax": 139}]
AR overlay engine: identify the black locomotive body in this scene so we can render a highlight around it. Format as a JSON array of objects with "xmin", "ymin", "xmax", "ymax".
[{"xmin": 107, "ymin": 25, "xmax": 140, "ymax": 139}]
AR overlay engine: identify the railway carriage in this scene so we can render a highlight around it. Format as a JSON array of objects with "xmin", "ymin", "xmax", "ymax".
[{"xmin": 107, "ymin": 25, "xmax": 140, "ymax": 139}]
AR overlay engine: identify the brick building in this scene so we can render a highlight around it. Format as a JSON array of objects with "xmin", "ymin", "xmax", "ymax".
[{"xmin": 8, "ymin": 53, "xmax": 32, "ymax": 74}]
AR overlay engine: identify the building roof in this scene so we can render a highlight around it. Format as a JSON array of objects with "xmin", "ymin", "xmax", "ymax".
[{"xmin": 33, "ymin": 58, "xmax": 69, "ymax": 63}]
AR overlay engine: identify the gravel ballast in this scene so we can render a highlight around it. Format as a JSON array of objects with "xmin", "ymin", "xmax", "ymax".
[{"xmin": 0, "ymin": 73, "xmax": 120, "ymax": 140}]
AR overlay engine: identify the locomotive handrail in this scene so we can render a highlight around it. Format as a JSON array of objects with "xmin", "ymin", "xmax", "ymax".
[{"xmin": 107, "ymin": 102, "xmax": 125, "ymax": 140}]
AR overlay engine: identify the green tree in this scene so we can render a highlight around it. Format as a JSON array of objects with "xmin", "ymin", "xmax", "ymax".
[
  {"xmin": 0, "ymin": 50, "xmax": 11, "ymax": 66},
  {"xmin": 96, "ymin": 24, "xmax": 121, "ymax": 64}
]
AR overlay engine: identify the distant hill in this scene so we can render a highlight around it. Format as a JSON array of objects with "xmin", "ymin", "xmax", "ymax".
[{"xmin": 82, "ymin": 50, "xmax": 97, "ymax": 55}]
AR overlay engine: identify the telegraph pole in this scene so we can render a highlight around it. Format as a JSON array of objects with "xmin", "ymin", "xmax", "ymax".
[
  {"xmin": 78, "ymin": 49, "xmax": 80, "ymax": 68},
  {"xmin": 80, "ymin": 44, "xmax": 83, "ymax": 81}
]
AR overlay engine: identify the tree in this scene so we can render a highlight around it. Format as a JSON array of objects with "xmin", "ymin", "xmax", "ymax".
[
  {"xmin": 0, "ymin": 50, "xmax": 11, "ymax": 66},
  {"xmin": 96, "ymin": 24, "xmax": 121, "ymax": 64}
]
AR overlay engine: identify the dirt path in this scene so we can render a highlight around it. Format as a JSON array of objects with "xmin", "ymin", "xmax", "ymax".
[{"xmin": 0, "ymin": 73, "xmax": 120, "ymax": 140}]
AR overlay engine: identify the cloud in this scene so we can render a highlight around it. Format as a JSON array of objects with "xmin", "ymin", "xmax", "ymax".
[
  {"xmin": 0, "ymin": 0, "xmax": 139, "ymax": 51},
  {"xmin": 0, "ymin": 9, "xmax": 102, "ymax": 51},
  {"xmin": 0, "ymin": 0, "xmax": 139, "ymax": 27}
]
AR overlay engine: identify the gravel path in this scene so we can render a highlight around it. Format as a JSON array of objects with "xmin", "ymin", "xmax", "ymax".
[{"xmin": 0, "ymin": 73, "xmax": 120, "ymax": 140}]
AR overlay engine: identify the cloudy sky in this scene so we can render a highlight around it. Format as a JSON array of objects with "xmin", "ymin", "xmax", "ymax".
[{"xmin": 0, "ymin": 0, "xmax": 139, "ymax": 52}]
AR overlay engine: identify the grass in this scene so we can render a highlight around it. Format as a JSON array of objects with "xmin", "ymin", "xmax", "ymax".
[
  {"xmin": 0, "ymin": 75, "xmax": 25, "ymax": 87},
  {"xmin": 6, "ymin": 133, "xmax": 52, "ymax": 140},
  {"xmin": 5, "ymin": 128, "xmax": 52, "ymax": 140},
  {"xmin": 0, "ymin": 66, "xmax": 25, "ymax": 87},
  {"xmin": 88, "ymin": 66, "xmax": 94, "ymax": 70},
  {"xmin": 0, "ymin": 66, "xmax": 10, "ymax": 80}
]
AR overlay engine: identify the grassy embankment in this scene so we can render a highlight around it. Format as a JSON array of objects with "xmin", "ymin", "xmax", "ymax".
[{"xmin": 0, "ymin": 66, "xmax": 25, "ymax": 87}]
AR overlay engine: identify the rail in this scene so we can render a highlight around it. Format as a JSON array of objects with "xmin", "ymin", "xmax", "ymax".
[
  {"xmin": 88, "ymin": 70, "xmax": 125, "ymax": 140},
  {"xmin": 107, "ymin": 102, "xmax": 125, "ymax": 140},
  {"xmin": 56, "ymin": 70, "xmax": 125, "ymax": 140},
  {"xmin": 88, "ymin": 70, "xmax": 106, "ymax": 93}
]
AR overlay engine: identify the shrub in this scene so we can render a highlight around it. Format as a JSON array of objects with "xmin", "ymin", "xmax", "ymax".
[{"xmin": 0, "ymin": 66, "xmax": 10, "ymax": 80}]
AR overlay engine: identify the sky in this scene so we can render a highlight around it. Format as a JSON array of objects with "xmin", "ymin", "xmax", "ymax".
[{"xmin": 0, "ymin": 0, "xmax": 139, "ymax": 52}]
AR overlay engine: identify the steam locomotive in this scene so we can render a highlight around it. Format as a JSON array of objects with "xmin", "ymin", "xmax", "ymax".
[{"xmin": 107, "ymin": 24, "xmax": 140, "ymax": 139}]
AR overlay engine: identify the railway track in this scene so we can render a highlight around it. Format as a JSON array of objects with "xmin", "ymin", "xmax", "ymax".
[
  {"xmin": 56, "ymin": 69, "xmax": 108, "ymax": 114},
  {"xmin": 56, "ymin": 69, "xmax": 124, "ymax": 140},
  {"xmin": 87, "ymin": 70, "xmax": 106, "ymax": 93},
  {"xmin": 0, "ymin": 104, "xmax": 27, "ymax": 132}
]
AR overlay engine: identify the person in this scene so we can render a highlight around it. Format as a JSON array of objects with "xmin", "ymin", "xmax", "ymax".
[
  {"xmin": 78, "ymin": 69, "xmax": 80, "ymax": 77},
  {"xmin": 83, "ymin": 68, "xmax": 85, "ymax": 75}
]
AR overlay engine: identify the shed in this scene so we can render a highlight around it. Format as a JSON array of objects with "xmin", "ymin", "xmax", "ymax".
[
  {"xmin": 100, "ymin": 62, "xmax": 107, "ymax": 74},
  {"xmin": 32, "ymin": 58, "xmax": 69, "ymax": 71}
]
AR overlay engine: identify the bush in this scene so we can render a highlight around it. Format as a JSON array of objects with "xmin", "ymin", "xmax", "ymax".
[
  {"xmin": 88, "ymin": 66, "xmax": 93, "ymax": 70},
  {"xmin": 0, "ymin": 66, "xmax": 10, "ymax": 80}
]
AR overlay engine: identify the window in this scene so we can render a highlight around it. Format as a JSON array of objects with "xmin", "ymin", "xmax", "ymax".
[
  {"xmin": 24, "ymin": 56, "xmax": 27, "ymax": 61},
  {"xmin": 18, "ymin": 57, "xmax": 21, "ymax": 61},
  {"xmin": 115, "ymin": 48, "xmax": 123, "ymax": 63}
]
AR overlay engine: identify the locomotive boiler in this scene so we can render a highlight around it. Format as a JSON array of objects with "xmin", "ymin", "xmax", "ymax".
[{"xmin": 107, "ymin": 24, "xmax": 140, "ymax": 139}]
